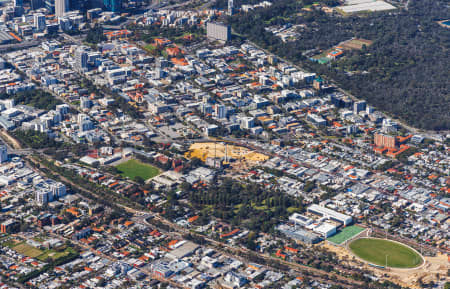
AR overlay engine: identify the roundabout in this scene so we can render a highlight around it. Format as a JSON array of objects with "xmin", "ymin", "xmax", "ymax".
[{"xmin": 348, "ymin": 238, "xmax": 423, "ymax": 269}]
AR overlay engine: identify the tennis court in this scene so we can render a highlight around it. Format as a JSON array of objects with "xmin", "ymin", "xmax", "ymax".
[{"xmin": 327, "ymin": 225, "xmax": 365, "ymax": 244}]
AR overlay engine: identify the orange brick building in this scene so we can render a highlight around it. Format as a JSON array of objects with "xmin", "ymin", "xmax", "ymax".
[{"xmin": 374, "ymin": 133, "xmax": 397, "ymax": 148}]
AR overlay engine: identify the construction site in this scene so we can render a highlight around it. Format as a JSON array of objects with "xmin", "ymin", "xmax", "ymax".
[{"xmin": 185, "ymin": 142, "xmax": 269, "ymax": 169}]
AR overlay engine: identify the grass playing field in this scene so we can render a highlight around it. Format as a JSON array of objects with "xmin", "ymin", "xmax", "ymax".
[
  {"xmin": 327, "ymin": 225, "xmax": 365, "ymax": 244},
  {"xmin": 37, "ymin": 247, "xmax": 75, "ymax": 262},
  {"xmin": 349, "ymin": 238, "xmax": 422, "ymax": 268},
  {"xmin": 115, "ymin": 159, "xmax": 160, "ymax": 181},
  {"xmin": 13, "ymin": 243, "xmax": 43, "ymax": 258}
]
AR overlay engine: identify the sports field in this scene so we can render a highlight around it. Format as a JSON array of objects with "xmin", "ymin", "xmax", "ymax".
[
  {"xmin": 116, "ymin": 159, "xmax": 160, "ymax": 180},
  {"xmin": 37, "ymin": 247, "xmax": 75, "ymax": 262},
  {"xmin": 349, "ymin": 238, "xmax": 422, "ymax": 268},
  {"xmin": 327, "ymin": 225, "xmax": 365, "ymax": 244},
  {"xmin": 13, "ymin": 243, "xmax": 44, "ymax": 258}
]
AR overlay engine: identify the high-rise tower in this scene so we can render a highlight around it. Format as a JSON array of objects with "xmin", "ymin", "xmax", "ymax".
[
  {"xmin": 103, "ymin": 0, "xmax": 121, "ymax": 12},
  {"xmin": 55, "ymin": 0, "xmax": 69, "ymax": 17},
  {"xmin": 228, "ymin": 0, "xmax": 234, "ymax": 15}
]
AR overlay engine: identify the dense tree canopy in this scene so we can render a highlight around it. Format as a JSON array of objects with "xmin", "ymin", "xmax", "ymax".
[
  {"xmin": 230, "ymin": 0, "xmax": 450, "ymax": 130},
  {"xmin": 188, "ymin": 178, "xmax": 305, "ymax": 232},
  {"xmin": 0, "ymin": 90, "xmax": 62, "ymax": 111}
]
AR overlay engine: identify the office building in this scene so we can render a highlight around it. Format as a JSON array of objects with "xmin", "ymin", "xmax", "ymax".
[
  {"xmin": 51, "ymin": 182, "xmax": 66, "ymax": 199},
  {"xmin": 3, "ymin": 99, "xmax": 15, "ymax": 109},
  {"xmin": 307, "ymin": 113, "xmax": 326, "ymax": 127},
  {"xmin": 215, "ymin": 105, "xmax": 227, "ymax": 119},
  {"xmin": 75, "ymin": 48, "xmax": 88, "ymax": 71},
  {"xmin": 13, "ymin": 0, "xmax": 24, "ymax": 16},
  {"xmin": 70, "ymin": 0, "xmax": 87, "ymax": 11},
  {"xmin": 374, "ymin": 133, "xmax": 397, "ymax": 148},
  {"xmin": 31, "ymin": 0, "xmax": 44, "ymax": 9},
  {"xmin": 240, "ymin": 117, "xmax": 254, "ymax": 129},
  {"xmin": 56, "ymin": 104, "xmax": 70, "ymax": 115},
  {"xmin": 45, "ymin": 0, "xmax": 55, "ymax": 14},
  {"xmin": 201, "ymin": 103, "xmax": 213, "ymax": 115},
  {"xmin": 46, "ymin": 23, "xmax": 59, "ymax": 34},
  {"xmin": 55, "ymin": 0, "xmax": 69, "ymax": 17},
  {"xmin": 34, "ymin": 13, "xmax": 46, "ymax": 31},
  {"xmin": 0, "ymin": 145, "xmax": 7, "ymax": 163},
  {"xmin": 1, "ymin": 219, "xmax": 19, "ymax": 234},
  {"xmin": 36, "ymin": 190, "xmax": 52, "ymax": 205},
  {"xmin": 206, "ymin": 22, "xmax": 231, "ymax": 42},
  {"xmin": 58, "ymin": 17, "xmax": 70, "ymax": 31},
  {"xmin": 80, "ymin": 119, "xmax": 94, "ymax": 132},
  {"xmin": 382, "ymin": 118, "xmax": 398, "ymax": 133},
  {"xmin": 103, "ymin": 0, "xmax": 121, "ymax": 12},
  {"xmin": 87, "ymin": 8, "xmax": 102, "ymax": 19},
  {"xmin": 80, "ymin": 96, "xmax": 93, "ymax": 109},
  {"xmin": 353, "ymin": 100, "xmax": 366, "ymax": 114},
  {"xmin": 77, "ymin": 113, "xmax": 89, "ymax": 124},
  {"xmin": 228, "ymin": 0, "xmax": 234, "ymax": 15}
]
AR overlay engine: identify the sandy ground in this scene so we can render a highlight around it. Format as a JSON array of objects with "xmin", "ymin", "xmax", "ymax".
[
  {"xmin": 0, "ymin": 130, "xmax": 22, "ymax": 149},
  {"xmin": 322, "ymin": 241, "xmax": 449, "ymax": 288},
  {"xmin": 185, "ymin": 142, "xmax": 269, "ymax": 164}
]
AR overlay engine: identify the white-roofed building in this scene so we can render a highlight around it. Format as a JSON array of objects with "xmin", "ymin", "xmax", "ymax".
[{"xmin": 307, "ymin": 204, "xmax": 352, "ymax": 226}]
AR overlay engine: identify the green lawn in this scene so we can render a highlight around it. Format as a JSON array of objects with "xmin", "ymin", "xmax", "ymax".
[
  {"xmin": 327, "ymin": 225, "xmax": 365, "ymax": 244},
  {"xmin": 37, "ymin": 247, "xmax": 75, "ymax": 262},
  {"xmin": 116, "ymin": 159, "xmax": 160, "ymax": 181},
  {"xmin": 7, "ymin": 240, "xmax": 76, "ymax": 262},
  {"xmin": 349, "ymin": 238, "xmax": 422, "ymax": 268},
  {"xmin": 144, "ymin": 44, "xmax": 157, "ymax": 53}
]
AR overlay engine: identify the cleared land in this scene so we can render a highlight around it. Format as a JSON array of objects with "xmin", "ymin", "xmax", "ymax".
[
  {"xmin": 327, "ymin": 225, "xmax": 365, "ymax": 244},
  {"xmin": 185, "ymin": 142, "xmax": 269, "ymax": 163},
  {"xmin": 340, "ymin": 38, "xmax": 373, "ymax": 50},
  {"xmin": 338, "ymin": 0, "xmax": 396, "ymax": 13},
  {"xmin": 116, "ymin": 159, "xmax": 160, "ymax": 180},
  {"xmin": 349, "ymin": 238, "xmax": 422, "ymax": 268}
]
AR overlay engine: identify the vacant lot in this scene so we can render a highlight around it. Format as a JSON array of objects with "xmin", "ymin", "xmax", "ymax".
[
  {"xmin": 116, "ymin": 159, "xmax": 160, "ymax": 180},
  {"xmin": 185, "ymin": 142, "xmax": 269, "ymax": 163},
  {"xmin": 349, "ymin": 238, "xmax": 422, "ymax": 268}
]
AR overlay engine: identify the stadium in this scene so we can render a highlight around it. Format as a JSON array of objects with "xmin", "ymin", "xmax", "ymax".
[
  {"xmin": 348, "ymin": 237, "xmax": 424, "ymax": 269},
  {"xmin": 326, "ymin": 225, "xmax": 424, "ymax": 270}
]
